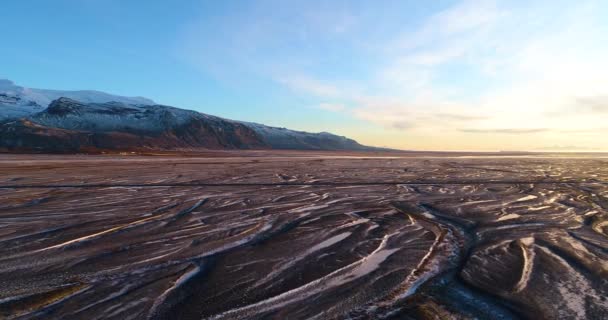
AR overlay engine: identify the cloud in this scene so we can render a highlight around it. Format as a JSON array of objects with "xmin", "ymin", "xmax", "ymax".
[
  {"xmin": 359, "ymin": 0, "xmax": 608, "ymax": 139},
  {"xmin": 177, "ymin": 0, "xmax": 608, "ymax": 150},
  {"xmin": 536, "ymin": 145, "xmax": 601, "ymax": 151},
  {"xmin": 573, "ymin": 96, "xmax": 608, "ymax": 113},
  {"xmin": 278, "ymin": 75, "xmax": 342, "ymax": 98},
  {"xmin": 459, "ymin": 128, "xmax": 550, "ymax": 134},
  {"xmin": 430, "ymin": 0, "xmax": 501, "ymax": 36},
  {"xmin": 434, "ymin": 113, "xmax": 487, "ymax": 121},
  {"xmin": 391, "ymin": 0, "xmax": 502, "ymax": 52},
  {"xmin": 557, "ymin": 127, "xmax": 608, "ymax": 134},
  {"xmin": 316, "ymin": 102, "xmax": 345, "ymax": 112},
  {"xmin": 391, "ymin": 121, "xmax": 412, "ymax": 130}
]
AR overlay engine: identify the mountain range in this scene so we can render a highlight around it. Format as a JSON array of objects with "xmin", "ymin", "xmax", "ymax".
[{"xmin": 0, "ymin": 80, "xmax": 373, "ymax": 153}]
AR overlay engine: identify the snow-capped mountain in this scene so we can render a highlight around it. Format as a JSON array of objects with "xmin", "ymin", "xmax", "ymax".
[
  {"xmin": 0, "ymin": 98, "xmax": 267, "ymax": 152},
  {"xmin": 0, "ymin": 80, "xmax": 373, "ymax": 153},
  {"xmin": 0, "ymin": 79, "xmax": 153, "ymax": 121},
  {"xmin": 242, "ymin": 122, "xmax": 367, "ymax": 151}
]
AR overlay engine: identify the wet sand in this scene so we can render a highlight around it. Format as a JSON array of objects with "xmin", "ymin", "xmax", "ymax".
[{"xmin": 0, "ymin": 152, "xmax": 607, "ymax": 319}]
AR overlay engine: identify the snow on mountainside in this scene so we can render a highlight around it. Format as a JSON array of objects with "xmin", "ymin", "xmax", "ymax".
[
  {"xmin": 0, "ymin": 79, "xmax": 153, "ymax": 121},
  {"xmin": 242, "ymin": 122, "xmax": 369, "ymax": 150},
  {"xmin": 31, "ymin": 98, "xmax": 212, "ymax": 133},
  {"xmin": 0, "ymin": 80, "xmax": 376, "ymax": 152},
  {"xmin": 0, "ymin": 98, "xmax": 267, "ymax": 152}
]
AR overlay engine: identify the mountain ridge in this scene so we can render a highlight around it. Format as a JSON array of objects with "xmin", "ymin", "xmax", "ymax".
[{"xmin": 0, "ymin": 80, "xmax": 375, "ymax": 153}]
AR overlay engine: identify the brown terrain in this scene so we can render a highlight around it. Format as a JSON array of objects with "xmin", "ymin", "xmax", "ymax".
[
  {"xmin": 0, "ymin": 98, "xmax": 369, "ymax": 153},
  {"xmin": 0, "ymin": 151, "xmax": 607, "ymax": 319}
]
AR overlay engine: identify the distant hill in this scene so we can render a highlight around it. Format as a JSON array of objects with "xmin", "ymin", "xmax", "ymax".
[
  {"xmin": 0, "ymin": 80, "xmax": 374, "ymax": 153},
  {"xmin": 0, "ymin": 79, "xmax": 153, "ymax": 120}
]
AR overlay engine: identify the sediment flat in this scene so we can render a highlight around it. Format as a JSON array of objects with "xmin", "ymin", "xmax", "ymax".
[{"xmin": 0, "ymin": 152, "xmax": 607, "ymax": 319}]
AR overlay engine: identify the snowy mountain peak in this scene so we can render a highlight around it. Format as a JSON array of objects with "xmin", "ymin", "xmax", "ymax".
[
  {"xmin": 0, "ymin": 81, "xmax": 376, "ymax": 152},
  {"xmin": 0, "ymin": 79, "xmax": 17, "ymax": 89},
  {"xmin": 0, "ymin": 79, "xmax": 155, "ymax": 121}
]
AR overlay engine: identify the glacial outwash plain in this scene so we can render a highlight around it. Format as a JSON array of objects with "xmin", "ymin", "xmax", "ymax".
[{"xmin": 0, "ymin": 151, "xmax": 607, "ymax": 319}]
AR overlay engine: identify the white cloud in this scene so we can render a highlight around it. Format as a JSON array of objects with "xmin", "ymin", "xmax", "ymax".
[
  {"xmin": 277, "ymin": 75, "xmax": 342, "ymax": 98},
  {"xmin": 286, "ymin": 1, "xmax": 607, "ymax": 141},
  {"xmin": 316, "ymin": 102, "xmax": 346, "ymax": 112},
  {"xmin": 178, "ymin": 0, "xmax": 608, "ymax": 150}
]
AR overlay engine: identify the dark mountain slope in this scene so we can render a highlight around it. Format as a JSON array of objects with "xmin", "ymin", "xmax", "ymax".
[
  {"xmin": 0, "ymin": 98, "xmax": 373, "ymax": 153},
  {"xmin": 0, "ymin": 98, "xmax": 267, "ymax": 152}
]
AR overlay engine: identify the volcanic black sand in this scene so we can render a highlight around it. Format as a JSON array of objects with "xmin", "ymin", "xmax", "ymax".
[{"xmin": 0, "ymin": 152, "xmax": 607, "ymax": 319}]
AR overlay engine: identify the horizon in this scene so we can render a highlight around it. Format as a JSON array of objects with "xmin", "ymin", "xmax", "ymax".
[{"xmin": 2, "ymin": 0, "xmax": 607, "ymax": 152}]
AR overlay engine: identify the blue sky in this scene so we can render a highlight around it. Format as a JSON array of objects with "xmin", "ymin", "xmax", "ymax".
[{"xmin": 2, "ymin": 0, "xmax": 607, "ymax": 151}]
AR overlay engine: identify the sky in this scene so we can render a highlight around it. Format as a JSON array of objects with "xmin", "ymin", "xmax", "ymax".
[{"xmin": 1, "ymin": 0, "xmax": 607, "ymax": 151}]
